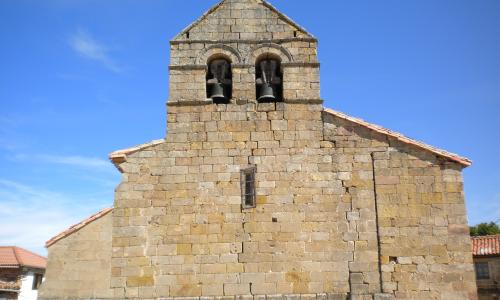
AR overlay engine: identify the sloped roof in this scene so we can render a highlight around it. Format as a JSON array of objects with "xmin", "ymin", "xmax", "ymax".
[
  {"xmin": 45, "ymin": 207, "xmax": 113, "ymax": 248},
  {"xmin": 109, "ymin": 112, "xmax": 470, "ymax": 168},
  {"xmin": 0, "ymin": 246, "xmax": 46, "ymax": 269},
  {"xmin": 472, "ymin": 235, "xmax": 500, "ymax": 256},
  {"xmin": 173, "ymin": 0, "xmax": 315, "ymax": 41},
  {"xmin": 324, "ymin": 108, "xmax": 472, "ymax": 167}
]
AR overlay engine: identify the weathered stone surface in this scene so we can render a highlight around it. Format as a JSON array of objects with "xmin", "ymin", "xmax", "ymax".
[
  {"xmin": 39, "ymin": 212, "xmax": 113, "ymax": 299},
  {"xmin": 40, "ymin": 0, "xmax": 477, "ymax": 300}
]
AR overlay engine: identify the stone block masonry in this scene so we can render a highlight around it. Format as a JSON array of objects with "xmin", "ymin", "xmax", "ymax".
[
  {"xmin": 105, "ymin": 100, "xmax": 476, "ymax": 300},
  {"xmin": 39, "ymin": 0, "xmax": 478, "ymax": 299},
  {"xmin": 39, "ymin": 209, "xmax": 113, "ymax": 299}
]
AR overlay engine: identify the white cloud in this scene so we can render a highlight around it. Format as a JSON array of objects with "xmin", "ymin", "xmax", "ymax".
[
  {"xmin": 11, "ymin": 153, "xmax": 114, "ymax": 173},
  {"xmin": 38, "ymin": 154, "xmax": 110, "ymax": 169},
  {"xmin": 0, "ymin": 179, "xmax": 111, "ymax": 255},
  {"xmin": 69, "ymin": 29, "xmax": 122, "ymax": 73}
]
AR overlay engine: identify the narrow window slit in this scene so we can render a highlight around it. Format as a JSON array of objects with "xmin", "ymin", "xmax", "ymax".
[{"xmin": 241, "ymin": 166, "xmax": 256, "ymax": 209}]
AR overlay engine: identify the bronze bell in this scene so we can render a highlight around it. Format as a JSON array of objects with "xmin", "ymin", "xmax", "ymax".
[
  {"xmin": 256, "ymin": 59, "xmax": 281, "ymax": 102},
  {"xmin": 258, "ymin": 83, "xmax": 275, "ymax": 102},
  {"xmin": 207, "ymin": 59, "xmax": 231, "ymax": 103},
  {"xmin": 210, "ymin": 82, "xmax": 226, "ymax": 102}
]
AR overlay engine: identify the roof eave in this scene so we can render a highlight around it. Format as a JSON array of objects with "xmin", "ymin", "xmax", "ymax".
[
  {"xmin": 45, "ymin": 207, "xmax": 113, "ymax": 248},
  {"xmin": 323, "ymin": 108, "xmax": 472, "ymax": 168},
  {"xmin": 109, "ymin": 139, "xmax": 165, "ymax": 171}
]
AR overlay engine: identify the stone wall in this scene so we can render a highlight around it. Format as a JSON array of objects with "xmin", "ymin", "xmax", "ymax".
[
  {"xmin": 323, "ymin": 113, "xmax": 477, "ymax": 299},
  {"xmin": 38, "ymin": 212, "xmax": 113, "ymax": 299},
  {"xmin": 172, "ymin": 0, "xmax": 311, "ymax": 41},
  {"xmin": 109, "ymin": 103, "xmax": 477, "ymax": 300},
  {"xmin": 111, "ymin": 102, "xmax": 355, "ymax": 298},
  {"xmin": 39, "ymin": 1, "xmax": 478, "ymax": 299},
  {"xmin": 475, "ymin": 256, "xmax": 500, "ymax": 300}
]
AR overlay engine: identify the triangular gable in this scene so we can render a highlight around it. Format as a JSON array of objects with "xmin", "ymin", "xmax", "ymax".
[
  {"xmin": 173, "ymin": 0, "xmax": 315, "ymax": 41},
  {"xmin": 324, "ymin": 108, "xmax": 472, "ymax": 167},
  {"xmin": 45, "ymin": 208, "xmax": 113, "ymax": 248}
]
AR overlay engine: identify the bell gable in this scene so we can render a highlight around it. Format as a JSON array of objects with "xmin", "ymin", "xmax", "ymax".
[{"xmin": 173, "ymin": 0, "xmax": 315, "ymax": 42}]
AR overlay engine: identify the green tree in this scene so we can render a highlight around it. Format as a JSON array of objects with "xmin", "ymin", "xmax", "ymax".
[{"xmin": 470, "ymin": 222, "xmax": 500, "ymax": 236}]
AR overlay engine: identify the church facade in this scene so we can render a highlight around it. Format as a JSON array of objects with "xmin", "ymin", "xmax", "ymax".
[{"xmin": 39, "ymin": 0, "xmax": 478, "ymax": 299}]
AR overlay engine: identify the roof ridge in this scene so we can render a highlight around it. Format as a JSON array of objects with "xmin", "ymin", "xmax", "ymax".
[
  {"xmin": 173, "ymin": 0, "xmax": 226, "ymax": 40},
  {"xmin": 323, "ymin": 108, "xmax": 472, "ymax": 167},
  {"xmin": 19, "ymin": 247, "xmax": 47, "ymax": 261},
  {"xmin": 10, "ymin": 247, "xmax": 20, "ymax": 266},
  {"xmin": 259, "ymin": 0, "xmax": 315, "ymax": 38}
]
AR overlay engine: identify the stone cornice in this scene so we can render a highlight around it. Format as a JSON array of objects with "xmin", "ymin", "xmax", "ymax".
[
  {"xmin": 170, "ymin": 37, "xmax": 317, "ymax": 45},
  {"xmin": 167, "ymin": 99, "xmax": 214, "ymax": 107},
  {"xmin": 169, "ymin": 62, "xmax": 320, "ymax": 70}
]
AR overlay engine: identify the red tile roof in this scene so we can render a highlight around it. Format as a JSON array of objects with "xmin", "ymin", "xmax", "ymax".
[
  {"xmin": 45, "ymin": 207, "xmax": 113, "ymax": 248},
  {"xmin": 0, "ymin": 246, "xmax": 46, "ymax": 269},
  {"xmin": 472, "ymin": 235, "xmax": 500, "ymax": 256},
  {"xmin": 323, "ymin": 108, "xmax": 472, "ymax": 167}
]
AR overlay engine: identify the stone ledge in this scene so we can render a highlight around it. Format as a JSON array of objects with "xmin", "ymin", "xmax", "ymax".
[
  {"xmin": 38, "ymin": 294, "xmax": 347, "ymax": 300},
  {"xmin": 284, "ymin": 99, "xmax": 323, "ymax": 105},
  {"xmin": 167, "ymin": 99, "xmax": 214, "ymax": 106},
  {"xmin": 169, "ymin": 63, "xmax": 320, "ymax": 70},
  {"xmin": 38, "ymin": 294, "xmax": 398, "ymax": 300},
  {"xmin": 43, "ymin": 293, "xmax": 395, "ymax": 300},
  {"xmin": 170, "ymin": 37, "xmax": 318, "ymax": 45},
  {"xmin": 281, "ymin": 62, "xmax": 320, "ymax": 68},
  {"xmin": 166, "ymin": 99, "xmax": 324, "ymax": 107},
  {"xmin": 169, "ymin": 65, "xmax": 206, "ymax": 70}
]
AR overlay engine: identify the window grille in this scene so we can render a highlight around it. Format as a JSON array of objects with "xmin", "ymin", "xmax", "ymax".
[{"xmin": 241, "ymin": 166, "xmax": 256, "ymax": 209}]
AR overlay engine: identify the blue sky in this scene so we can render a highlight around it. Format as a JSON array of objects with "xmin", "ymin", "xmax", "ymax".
[{"xmin": 0, "ymin": 0, "xmax": 499, "ymax": 255}]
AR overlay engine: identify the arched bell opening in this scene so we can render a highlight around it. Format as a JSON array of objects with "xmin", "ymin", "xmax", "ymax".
[
  {"xmin": 255, "ymin": 54, "xmax": 283, "ymax": 103},
  {"xmin": 206, "ymin": 56, "xmax": 232, "ymax": 104}
]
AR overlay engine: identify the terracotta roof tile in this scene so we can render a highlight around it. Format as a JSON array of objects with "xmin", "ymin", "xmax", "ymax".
[
  {"xmin": 45, "ymin": 207, "xmax": 113, "ymax": 248},
  {"xmin": 323, "ymin": 108, "xmax": 472, "ymax": 167},
  {"xmin": 0, "ymin": 246, "xmax": 46, "ymax": 269},
  {"xmin": 472, "ymin": 235, "xmax": 500, "ymax": 256}
]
